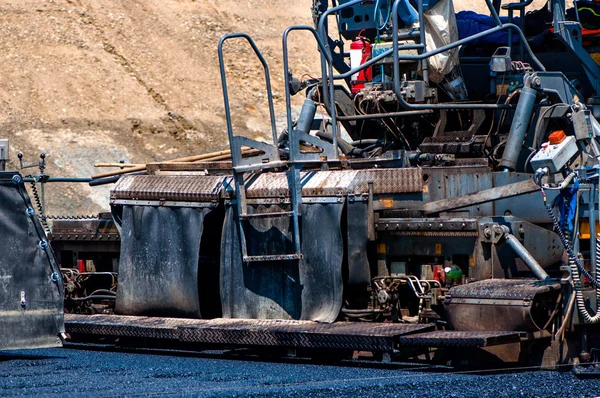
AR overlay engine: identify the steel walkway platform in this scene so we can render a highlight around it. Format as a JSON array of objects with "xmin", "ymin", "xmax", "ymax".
[
  {"xmin": 65, "ymin": 315, "xmax": 522, "ymax": 352},
  {"xmin": 397, "ymin": 331, "xmax": 522, "ymax": 348},
  {"xmin": 65, "ymin": 314, "xmax": 434, "ymax": 352}
]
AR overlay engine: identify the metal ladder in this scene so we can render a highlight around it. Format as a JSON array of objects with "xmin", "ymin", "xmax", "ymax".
[{"xmin": 218, "ymin": 33, "xmax": 302, "ymax": 262}]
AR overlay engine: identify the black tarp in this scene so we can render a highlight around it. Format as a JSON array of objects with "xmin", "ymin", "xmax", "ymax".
[
  {"xmin": 220, "ymin": 203, "xmax": 344, "ymax": 323},
  {"xmin": 115, "ymin": 205, "xmax": 214, "ymax": 318},
  {"xmin": 0, "ymin": 172, "xmax": 63, "ymax": 350}
]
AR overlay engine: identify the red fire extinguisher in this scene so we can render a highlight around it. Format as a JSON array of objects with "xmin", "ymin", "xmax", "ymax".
[{"xmin": 349, "ymin": 34, "xmax": 372, "ymax": 94}]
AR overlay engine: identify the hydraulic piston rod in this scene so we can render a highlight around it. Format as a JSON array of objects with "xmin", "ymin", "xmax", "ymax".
[
  {"xmin": 499, "ymin": 78, "xmax": 538, "ymax": 171},
  {"xmin": 502, "ymin": 226, "xmax": 550, "ymax": 280}
]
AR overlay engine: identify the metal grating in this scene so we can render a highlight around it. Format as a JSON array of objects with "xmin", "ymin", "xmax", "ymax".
[
  {"xmin": 111, "ymin": 175, "xmax": 230, "ymax": 202},
  {"xmin": 246, "ymin": 168, "xmax": 424, "ymax": 198},
  {"xmin": 446, "ymin": 279, "xmax": 561, "ymax": 301},
  {"xmin": 397, "ymin": 331, "xmax": 521, "ymax": 348},
  {"xmin": 65, "ymin": 314, "xmax": 434, "ymax": 352}
]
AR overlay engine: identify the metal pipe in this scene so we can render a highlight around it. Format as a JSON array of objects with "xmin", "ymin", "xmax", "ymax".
[
  {"xmin": 332, "ymin": 44, "xmax": 425, "ymax": 80},
  {"xmin": 317, "ymin": 0, "xmax": 363, "ymax": 150},
  {"xmin": 48, "ymin": 177, "xmax": 93, "ymax": 183},
  {"xmin": 89, "ymin": 175, "xmax": 120, "ymax": 187},
  {"xmin": 417, "ymin": 0, "xmax": 428, "ymax": 84},
  {"xmin": 485, "ymin": 0, "xmax": 503, "ymax": 26},
  {"xmin": 336, "ymin": 109, "xmax": 433, "ymax": 121},
  {"xmin": 503, "ymin": 229, "xmax": 550, "ymax": 280},
  {"xmin": 296, "ymin": 99, "xmax": 317, "ymax": 135},
  {"xmin": 499, "ymin": 80, "xmax": 538, "ymax": 170}
]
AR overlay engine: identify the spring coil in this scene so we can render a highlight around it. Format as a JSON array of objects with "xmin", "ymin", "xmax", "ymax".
[
  {"xmin": 26, "ymin": 178, "xmax": 97, "ymax": 234},
  {"xmin": 568, "ymin": 237, "xmax": 600, "ymax": 323},
  {"xmin": 42, "ymin": 214, "xmax": 97, "ymax": 220},
  {"xmin": 545, "ymin": 202, "xmax": 600, "ymax": 289}
]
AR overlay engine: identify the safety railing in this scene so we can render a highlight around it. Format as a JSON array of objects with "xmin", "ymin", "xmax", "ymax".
[
  {"xmin": 218, "ymin": 33, "xmax": 280, "ymax": 168},
  {"xmin": 282, "ymin": 25, "xmax": 339, "ymax": 160}
]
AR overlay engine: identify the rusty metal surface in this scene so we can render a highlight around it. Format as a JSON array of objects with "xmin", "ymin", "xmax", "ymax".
[
  {"xmin": 65, "ymin": 314, "xmax": 434, "ymax": 352},
  {"xmin": 445, "ymin": 279, "xmax": 562, "ymax": 332},
  {"xmin": 424, "ymin": 179, "xmax": 540, "ymax": 215},
  {"xmin": 50, "ymin": 213, "xmax": 120, "ymax": 242},
  {"xmin": 397, "ymin": 331, "xmax": 521, "ymax": 348},
  {"xmin": 111, "ymin": 175, "xmax": 230, "ymax": 202},
  {"xmin": 246, "ymin": 168, "xmax": 424, "ymax": 197},
  {"xmin": 112, "ymin": 168, "xmax": 423, "ymax": 201}
]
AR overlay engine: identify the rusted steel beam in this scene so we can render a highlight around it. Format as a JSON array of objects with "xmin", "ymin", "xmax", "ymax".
[{"xmin": 424, "ymin": 179, "xmax": 539, "ymax": 215}]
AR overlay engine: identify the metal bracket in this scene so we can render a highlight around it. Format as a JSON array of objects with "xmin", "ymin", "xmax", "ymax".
[
  {"xmin": 232, "ymin": 136, "xmax": 279, "ymax": 167},
  {"xmin": 289, "ymin": 130, "xmax": 336, "ymax": 162}
]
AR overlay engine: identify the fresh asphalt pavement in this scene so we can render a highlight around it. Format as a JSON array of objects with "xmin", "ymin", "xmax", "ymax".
[{"xmin": 1, "ymin": 346, "xmax": 600, "ymax": 397}]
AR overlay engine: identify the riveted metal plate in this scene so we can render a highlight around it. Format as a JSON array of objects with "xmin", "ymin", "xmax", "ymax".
[{"xmin": 377, "ymin": 218, "xmax": 478, "ymax": 232}]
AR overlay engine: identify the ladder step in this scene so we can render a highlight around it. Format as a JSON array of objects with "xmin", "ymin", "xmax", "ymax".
[
  {"xmin": 243, "ymin": 253, "xmax": 303, "ymax": 262},
  {"xmin": 240, "ymin": 211, "xmax": 295, "ymax": 220}
]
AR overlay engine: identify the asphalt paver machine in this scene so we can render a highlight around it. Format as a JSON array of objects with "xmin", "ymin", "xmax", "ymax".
[{"xmin": 59, "ymin": 0, "xmax": 600, "ymax": 368}]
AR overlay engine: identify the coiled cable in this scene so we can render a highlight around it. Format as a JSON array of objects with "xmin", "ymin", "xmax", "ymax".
[
  {"xmin": 543, "ymin": 186, "xmax": 600, "ymax": 323},
  {"xmin": 543, "ymin": 188, "xmax": 600, "ymax": 289}
]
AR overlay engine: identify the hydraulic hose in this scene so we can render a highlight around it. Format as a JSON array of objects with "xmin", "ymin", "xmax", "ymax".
[
  {"xmin": 542, "ymin": 186, "xmax": 600, "ymax": 323},
  {"xmin": 544, "ymin": 198, "xmax": 599, "ymax": 289}
]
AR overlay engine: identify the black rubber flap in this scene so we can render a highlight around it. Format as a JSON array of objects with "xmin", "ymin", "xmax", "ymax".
[
  {"xmin": 115, "ymin": 206, "xmax": 211, "ymax": 318},
  {"xmin": 347, "ymin": 201, "xmax": 371, "ymax": 285},
  {"xmin": 220, "ymin": 203, "xmax": 344, "ymax": 322},
  {"xmin": 0, "ymin": 172, "xmax": 63, "ymax": 350}
]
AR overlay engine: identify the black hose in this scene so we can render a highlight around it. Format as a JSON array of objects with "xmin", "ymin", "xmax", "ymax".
[
  {"xmin": 88, "ymin": 289, "xmax": 117, "ymax": 296},
  {"xmin": 89, "ymin": 175, "xmax": 120, "ymax": 186},
  {"xmin": 316, "ymin": 130, "xmax": 359, "ymax": 155}
]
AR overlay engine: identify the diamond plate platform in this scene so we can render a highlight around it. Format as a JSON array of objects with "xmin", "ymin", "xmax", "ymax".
[
  {"xmin": 397, "ymin": 331, "xmax": 521, "ymax": 348},
  {"xmin": 65, "ymin": 314, "xmax": 434, "ymax": 352}
]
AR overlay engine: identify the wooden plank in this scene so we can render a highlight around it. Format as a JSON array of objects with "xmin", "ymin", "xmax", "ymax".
[{"xmin": 424, "ymin": 179, "xmax": 539, "ymax": 215}]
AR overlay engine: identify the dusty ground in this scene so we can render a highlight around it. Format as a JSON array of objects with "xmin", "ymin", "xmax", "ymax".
[
  {"xmin": 0, "ymin": 0, "xmax": 321, "ymax": 215},
  {"xmin": 0, "ymin": 0, "xmax": 552, "ymax": 215}
]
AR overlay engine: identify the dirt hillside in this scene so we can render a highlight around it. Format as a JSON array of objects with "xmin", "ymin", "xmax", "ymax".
[{"xmin": 0, "ymin": 0, "xmax": 547, "ymax": 215}]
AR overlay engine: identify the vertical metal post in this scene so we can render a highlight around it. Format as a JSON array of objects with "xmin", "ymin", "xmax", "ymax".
[
  {"xmin": 590, "ymin": 183, "xmax": 597, "ymax": 275},
  {"xmin": 417, "ymin": 0, "xmax": 428, "ymax": 84}
]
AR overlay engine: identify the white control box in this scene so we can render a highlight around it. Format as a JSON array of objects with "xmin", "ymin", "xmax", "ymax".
[
  {"xmin": 0, "ymin": 139, "xmax": 7, "ymax": 161},
  {"xmin": 530, "ymin": 135, "xmax": 578, "ymax": 173}
]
